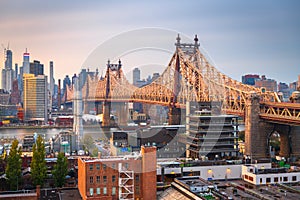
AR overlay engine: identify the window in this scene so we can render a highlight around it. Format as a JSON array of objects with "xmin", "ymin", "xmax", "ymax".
[
  {"xmin": 260, "ymin": 178, "xmax": 262, "ymax": 184},
  {"xmin": 125, "ymin": 163, "xmax": 129, "ymax": 169},
  {"xmin": 112, "ymin": 175, "xmax": 116, "ymax": 183},
  {"xmin": 266, "ymin": 177, "xmax": 271, "ymax": 183},
  {"xmin": 89, "ymin": 188, "xmax": 93, "ymax": 196},
  {"xmin": 103, "ymin": 164, "xmax": 107, "ymax": 170},
  {"xmin": 292, "ymin": 176, "xmax": 297, "ymax": 181},
  {"xmin": 249, "ymin": 176, "xmax": 253, "ymax": 181},
  {"xmin": 284, "ymin": 177, "xmax": 288, "ymax": 182},
  {"xmin": 103, "ymin": 187, "xmax": 107, "ymax": 195},
  {"xmin": 96, "ymin": 188, "xmax": 100, "ymax": 195},
  {"xmin": 89, "ymin": 164, "xmax": 93, "ymax": 170},
  {"xmin": 135, "ymin": 175, "xmax": 139, "ymax": 182},
  {"xmin": 96, "ymin": 164, "xmax": 100, "ymax": 170},
  {"xmin": 103, "ymin": 176, "xmax": 107, "ymax": 183},
  {"xmin": 274, "ymin": 177, "xmax": 278, "ymax": 182},
  {"xmin": 96, "ymin": 176, "xmax": 100, "ymax": 183},
  {"xmin": 112, "ymin": 163, "xmax": 116, "ymax": 169},
  {"xmin": 89, "ymin": 176, "xmax": 93, "ymax": 184},
  {"xmin": 245, "ymin": 175, "xmax": 248, "ymax": 180},
  {"xmin": 135, "ymin": 186, "xmax": 140, "ymax": 195},
  {"xmin": 112, "ymin": 187, "xmax": 116, "ymax": 195}
]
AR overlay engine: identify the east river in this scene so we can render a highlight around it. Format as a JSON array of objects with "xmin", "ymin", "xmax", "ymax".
[{"xmin": 0, "ymin": 126, "xmax": 115, "ymax": 142}]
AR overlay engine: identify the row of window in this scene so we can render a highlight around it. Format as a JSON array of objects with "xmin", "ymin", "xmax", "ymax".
[
  {"xmin": 89, "ymin": 187, "xmax": 116, "ymax": 196},
  {"xmin": 89, "ymin": 163, "xmax": 130, "ymax": 170},
  {"xmin": 89, "ymin": 175, "xmax": 140, "ymax": 184},
  {"xmin": 90, "ymin": 175, "xmax": 116, "ymax": 184},
  {"xmin": 89, "ymin": 186, "xmax": 141, "ymax": 196},
  {"xmin": 245, "ymin": 174, "xmax": 298, "ymax": 183}
]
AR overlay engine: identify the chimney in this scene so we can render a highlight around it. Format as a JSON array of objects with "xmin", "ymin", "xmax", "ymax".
[{"xmin": 36, "ymin": 185, "xmax": 41, "ymax": 199}]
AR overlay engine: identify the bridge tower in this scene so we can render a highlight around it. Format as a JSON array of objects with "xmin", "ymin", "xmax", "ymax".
[
  {"xmin": 168, "ymin": 50, "xmax": 181, "ymax": 125},
  {"xmin": 245, "ymin": 93, "xmax": 273, "ymax": 159},
  {"xmin": 168, "ymin": 34, "xmax": 200, "ymax": 125},
  {"xmin": 102, "ymin": 60, "xmax": 112, "ymax": 127}
]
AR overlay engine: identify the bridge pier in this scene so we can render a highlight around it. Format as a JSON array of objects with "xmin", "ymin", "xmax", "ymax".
[
  {"xmin": 290, "ymin": 126, "xmax": 300, "ymax": 159},
  {"xmin": 245, "ymin": 93, "xmax": 272, "ymax": 159},
  {"xmin": 279, "ymin": 130, "xmax": 290, "ymax": 158},
  {"xmin": 102, "ymin": 101, "xmax": 111, "ymax": 127},
  {"xmin": 168, "ymin": 107, "xmax": 181, "ymax": 125},
  {"xmin": 114, "ymin": 102, "xmax": 128, "ymax": 126}
]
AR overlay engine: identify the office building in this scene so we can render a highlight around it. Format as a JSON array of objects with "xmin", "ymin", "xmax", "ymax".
[
  {"xmin": 242, "ymin": 74, "xmax": 260, "ymax": 86},
  {"xmin": 23, "ymin": 74, "xmax": 48, "ymax": 123},
  {"xmin": 1, "ymin": 49, "xmax": 13, "ymax": 91},
  {"xmin": 255, "ymin": 75, "xmax": 277, "ymax": 92},
  {"xmin": 133, "ymin": 67, "xmax": 140, "ymax": 86},
  {"xmin": 242, "ymin": 163, "xmax": 300, "ymax": 185},
  {"xmin": 22, "ymin": 49, "xmax": 30, "ymax": 74},
  {"xmin": 78, "ymin": 146, "xmax": 156, "ymax": 200},
  {"xmin": 290, "ymin": 81, "xmax": 297, "ymax": 92},
  {"xmin": 63, "ymin": 75, "xmax": 71, "ymax": 96},
  {"xmin": 49, "ymin": 61, "xmax": 54, "ymax": 108},
  {"xmin": 278, "ymin": 82, "xmax": 290, "ymax": 100},
  {"xmin": 152, "ymin": 72, "xmax": 160, "ymax": 82},
  {"xmin": 10, "ymin": 79, "xmax": 21, "ymax": 105},
  {"xmin": 29, "ymin": 60, "xmax": 44, "ymax": 76}
]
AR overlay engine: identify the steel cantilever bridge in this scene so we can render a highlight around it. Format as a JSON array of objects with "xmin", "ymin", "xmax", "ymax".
[{"xmin": 65, "ymin": 34, "xmax": 300, "ymax": 126}]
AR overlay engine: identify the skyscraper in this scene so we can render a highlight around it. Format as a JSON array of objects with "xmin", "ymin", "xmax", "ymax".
[
  {"xmin": 242, "ymin": 74, "xmax": 260, "ymax": 86},
  {"xmin": 133, "ymin": 67, "xmax": 140, "ymax": 86},
  {"xmin": 49, "ymin": 61, "xmax": 54, "ymax": 108},
  {"xmin": 29, "ymin": 60, "xmax": 44, "ymax": 76},
  {"xmin": 23, "ymin": 74, "xmax": 48, "ymax": 123},
  {"xmin": 22, "ymin": 49, "xmax": 30, "ymax": 74},
  {"xmin": 1, "ymin": 49, "xmax": 13, "ymax": 91}
]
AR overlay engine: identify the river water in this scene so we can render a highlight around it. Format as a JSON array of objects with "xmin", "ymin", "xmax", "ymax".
[{"xmin": 0, "ymin": 126, "xmax": 115, "ymax": 142}]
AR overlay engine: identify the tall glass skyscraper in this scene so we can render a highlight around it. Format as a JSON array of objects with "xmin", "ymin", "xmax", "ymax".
[{"xmin": 1, "ymin": 49, "xmax": 13, "ymax": 91}]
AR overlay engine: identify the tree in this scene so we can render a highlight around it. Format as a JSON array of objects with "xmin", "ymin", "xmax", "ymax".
[
  {"xmin": 6, "ymin": 139, "xmax": 22, "ymax": 190},
  {"xmin": 238, "ymin": 131, "xmax": 245, "ymax": 142},
  {"xmin": 52, "ymin": 152, "xmax": 68, "ymax": 187},
  {"xmin": 30, "ymin": 135, "xmax": 47, "ymax": 187}
]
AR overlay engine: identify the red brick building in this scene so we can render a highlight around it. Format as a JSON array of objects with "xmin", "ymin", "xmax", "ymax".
[{"xmin": 78, "ymin": 146, "xmax": 156, "ymax": 200}]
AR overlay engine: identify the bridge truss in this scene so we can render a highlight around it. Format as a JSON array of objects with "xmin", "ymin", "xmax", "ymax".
[{"xmin": 64, "ymin": 35, "xmax": 300, "ymax": 124}]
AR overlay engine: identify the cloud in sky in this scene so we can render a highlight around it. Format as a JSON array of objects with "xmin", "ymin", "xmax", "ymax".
[{"xmin": 0, "ymin": 0, "xmax": 300, "ymax": 84}]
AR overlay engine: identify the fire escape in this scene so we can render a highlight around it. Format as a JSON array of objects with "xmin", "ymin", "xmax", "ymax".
[{"xmin": 118, "ymin": 163, "xmax": 134, "ymax": 200}]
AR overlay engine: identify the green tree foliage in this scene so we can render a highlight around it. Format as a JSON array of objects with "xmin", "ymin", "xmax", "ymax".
[
  {"xmin": 83, "ymin": 134, "xmax": 95, "ymax": 151},
  {"xmin": 30, "ymin": 135, "xmax": 47, "ymax": 187},
  {"xmin": 83, "ymin": 134, "xmax": 97, "ymax": 156},
  {"xmin": 6, "ymin": 139, "xmax": 22, "ymax": 190},
  {"xmin": 52, "ymin": 152, "xmax": 68, "ymax": 187},
  {"xmin": 238, "ymin": 131, "xmax": 245, "ymax": 142}
]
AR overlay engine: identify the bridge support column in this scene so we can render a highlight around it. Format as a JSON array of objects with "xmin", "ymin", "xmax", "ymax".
[
  {"xmin": 245, "ymin": 94, "xmax": 272, "ymax": 159},
  {"xmin": 115, "ymin": 102, "xmax": 128, "ymax": 126},
  {"xmin": 95, "ymin": 102, "xmax": 103, "ymax": 115},
  {"xmin": 279, "ymin": 131, "xmax": 290, "ymax": 158},
  {"xmin": 102, "ymin": 101, "xmax": 111, "ymax": 127},
  {"xmin": 168, "ymin": 107, "xmax": 181, "ymax": 125},
  {"xmin": 290, "ymin": 126, "xmax": 300, "ymax": 159}
]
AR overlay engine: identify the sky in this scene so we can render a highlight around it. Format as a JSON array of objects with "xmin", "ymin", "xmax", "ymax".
[{"xmin": 1, "ymin": 0, "xmax": 300, "ymax": 84}]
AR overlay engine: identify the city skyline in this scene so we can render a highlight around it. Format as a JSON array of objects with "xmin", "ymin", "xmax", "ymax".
[{"xmin": 1, "ymin": 0, "xmax": 300, "ymax": 84}]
